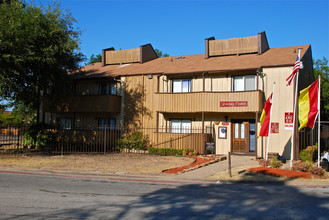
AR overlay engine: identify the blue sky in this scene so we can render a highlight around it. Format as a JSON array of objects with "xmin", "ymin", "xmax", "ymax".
[{"xmin": 51, "ymin": 0, "xmax": 329, "ymax": 64}]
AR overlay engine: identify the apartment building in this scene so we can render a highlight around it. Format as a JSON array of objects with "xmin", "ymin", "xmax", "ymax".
[{"xmin": 41, "ymin": 32, "xmax": 314, "ymax": 159}]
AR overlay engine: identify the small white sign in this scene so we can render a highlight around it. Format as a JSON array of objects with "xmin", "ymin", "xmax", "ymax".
[{"xmin": 285, "ymin": 125, "xmax": 293, "ymax": 130}]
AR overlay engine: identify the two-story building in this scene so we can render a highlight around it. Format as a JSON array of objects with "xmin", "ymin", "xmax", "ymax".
[{"xmin": 41, "ymin": 31, "xmax": 314, "ymax": 159}]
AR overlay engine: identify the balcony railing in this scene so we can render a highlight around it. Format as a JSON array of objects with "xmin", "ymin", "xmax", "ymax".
[
  {"xmin": 43, "ymin": 94, "xmax": 121, "ymax": 113},
  {"xmin": 155, "ymin": 90, "xmax": 264, "ymax": 113}
]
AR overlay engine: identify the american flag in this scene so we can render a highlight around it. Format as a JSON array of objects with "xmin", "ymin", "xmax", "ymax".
[{"xmin": 286, "ymin": 54, "xmax": 300, "ymax": 86}]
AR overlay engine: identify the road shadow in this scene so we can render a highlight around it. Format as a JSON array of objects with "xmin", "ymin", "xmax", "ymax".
[{"xmin": 6, "ymin": 176, "xmax": 328, "ymax": 220}]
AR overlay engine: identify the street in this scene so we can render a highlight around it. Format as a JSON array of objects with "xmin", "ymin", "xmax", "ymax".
[{"xmin": 0, "ymin": 172, "xmax": 329, "ymax": 219}]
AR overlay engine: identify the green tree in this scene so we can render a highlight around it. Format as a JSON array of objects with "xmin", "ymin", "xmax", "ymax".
[
  {"xmin": 313, "ymin": 57, "xmax": 329, "ymax": 120},
  {"xmin": 85, "ymin": 53, "xmax": 102, "ymax": 65},
  {"xmin": 155, "ymin": 49, "xmax": 169, "ymax": 57},
  {"xmin": 0, "ymin": 0, "xmax": 84, "ymax": 116}
]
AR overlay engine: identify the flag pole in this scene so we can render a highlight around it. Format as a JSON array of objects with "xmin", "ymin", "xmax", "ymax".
[
  {"xmin": 318, "ymin": 76, "xmax": 321, "ymax": 167},
  {"xmin": 265, "ymin": 83, "xmax": 275, "ymax": 160},
  {"xmin": 290, "ymin": 48, "xmax": 302, "ymax": 169}
]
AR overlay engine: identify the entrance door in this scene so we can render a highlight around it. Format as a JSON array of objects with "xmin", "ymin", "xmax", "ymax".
[{"xmin": 232, "ymin": 121, "xmax": 249, "ymax": 152}]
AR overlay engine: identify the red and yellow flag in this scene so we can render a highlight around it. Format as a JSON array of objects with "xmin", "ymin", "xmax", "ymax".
[
  {"xmin": 258, "ymin": 93, "xmax": 273, "ymax": 137},
  {"xmin": 298, "ymin": 78, "xmax": 319, "ymax": 130}
]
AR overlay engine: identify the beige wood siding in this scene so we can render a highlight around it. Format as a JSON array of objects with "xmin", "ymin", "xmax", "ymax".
[
  {"xmin": 209, "ymin": 36, "xmax": 258, "ymax": 56},
  {"xmin": 105, "ymin": 48, "xmax": 140, "ymax": 65}
]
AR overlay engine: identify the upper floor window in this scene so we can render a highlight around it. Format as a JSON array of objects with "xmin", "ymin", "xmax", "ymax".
[
  {"xmin": 172, "ymin": 79, "xmax": 191, "ymax": 93},
  {"xmin": 232, "ymin": 75, "xmax": 256, "ymax": 91},
  {"xmin": 99, "ymin": 82, "xmax": 117, "ymax": 95}
]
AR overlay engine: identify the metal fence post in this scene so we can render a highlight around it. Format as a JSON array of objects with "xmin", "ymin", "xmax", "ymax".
[{"xmin": 228, "ymin": 151, "xmax": 232, "ymax": 177}]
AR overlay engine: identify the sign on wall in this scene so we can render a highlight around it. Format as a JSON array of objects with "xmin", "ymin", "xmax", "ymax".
[
  {"xmin": 285, "ymin": 112, "xmax": 293, "ymax": 124},
  {"xmin": 271, "ymin": 122, "xmax": 279, "ymax": 133},
  {"xmin": 220, "ymin": 101, "xmax": 248, "ymax": 107}
]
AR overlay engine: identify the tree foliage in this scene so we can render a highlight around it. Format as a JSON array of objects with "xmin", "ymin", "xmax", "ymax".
[
  {"xmin": 85, "ymin": 53, "xmax": 102, "ymax": 65},
  {"xmin": 0, "ymin": 0, "xmax": 84, "ymax": 111},
  {"xmin": 155, "ymin": 49, "xmax": 169, "ymax": 57},
  {"xmin": 313, "ymin": 57, "xmax": 329, "ymax": 120}
]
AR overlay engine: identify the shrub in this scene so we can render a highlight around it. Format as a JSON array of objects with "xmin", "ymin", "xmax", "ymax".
[
  {"xmin": 310, "ymin": 166, "xmax": 325, "ymax": 177},
  {"xmin": 270, "ymin": 160, "xmax": 283, "ymax": 168},
  {"xmin": 116, "ymin": 131, "xmax": 150, "ymax": 151},
  {"xmin": 23, "ymin": 123, "xmax": 54, "ymax": 152},
  {"xmin": 259, "ymin": 159, "xmax": 271, "ymax": 167},
  {"xmin": 148, "ymin": 147, "xmax": 194, "ymax": 156},
  {"xmin": 299, "ymin": 145, "xmax": 318, "ymax": 162},
  {"xmin": 292, "ymin": 160, "xmax": 309, "ymax": 172}
]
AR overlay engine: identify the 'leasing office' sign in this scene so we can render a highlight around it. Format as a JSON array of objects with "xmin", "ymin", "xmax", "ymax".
[{"xmin": 220, "ymin": 101, "xmax": 248, "ymax": 107}]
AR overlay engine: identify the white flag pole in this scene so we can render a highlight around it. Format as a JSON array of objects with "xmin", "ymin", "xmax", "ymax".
[
  {"xmin": 265, "ymin": 83, "xmax": 276, "ymax": 161},
  {"xmin": 290, "ymin": 48, "xmax": 302, "ymax": 169},
  {"xmin": 318, "ymin": 76, "xmax": 321, "ymax": 167}
]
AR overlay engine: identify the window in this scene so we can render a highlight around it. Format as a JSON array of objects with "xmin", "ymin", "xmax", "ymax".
[
  {"xmin": 99, "ymin": 82, "xmax": 117, "ymax": 95},
  {"xmin": 57, "ymin": 117, "xmax": 72, "ymax": 130},
  {"xmin": 172, "ymin": 79, "xmax": 191, "ymax": 93},
  {"xmin": 170, "ymin": 119, "xmax": 191, "ymax": 133},
  {"xmin": 232, "ymin": 75, "xmax": 256, "ymax": 91},
  {"xmin": 98, "ymin": 118, "xmax": 116, "ymax": 130}
]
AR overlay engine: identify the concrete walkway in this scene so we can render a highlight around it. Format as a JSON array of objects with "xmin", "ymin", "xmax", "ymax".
[{"xmin": 178, "ymin": 155, "xmax": 259, "ymax": 180}]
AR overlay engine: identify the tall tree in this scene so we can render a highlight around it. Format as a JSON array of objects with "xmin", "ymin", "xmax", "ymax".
[
  {"xmin": 85, "ymin": 53, "xmax": 102, "ymax": 65},
  {"xmin": 155, "ymin": 49, "xmax": 169, "ymax": 57},
  {"xmin": 313, "ymin": 57, "xmax": 329, "ymax": 120},
  {"xmin": 0, "ymin": 0, "xmax": 84, "ymax": 114}
]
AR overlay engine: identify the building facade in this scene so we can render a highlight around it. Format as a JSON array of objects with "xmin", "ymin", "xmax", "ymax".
[{"xmin": 41, "ymin": 32, "xmax": 314, "ymax": 159}]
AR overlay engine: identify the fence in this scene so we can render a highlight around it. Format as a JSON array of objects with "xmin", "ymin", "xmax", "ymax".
[
  {"xmin": 299, "ymin": 122, "xmax": 329, "ymax": 153},
  {"xmin": 0, "ymin": 124, "xmax": 212, "ymax": 155}
]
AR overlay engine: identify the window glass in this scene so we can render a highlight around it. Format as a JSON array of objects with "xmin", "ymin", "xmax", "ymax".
[
  {"xmin": 182, "ymin": 80, "xmax": 191, "ymax": 92},
  {"xmin": 110, "ymin": 83, "xmax": 117, "ymax": 95},
  {"xmin": 172, "ymin": 80, "xmax": 182, "ymax": 93},
  {"xmin": 57, "ymin": 117, "xmax": 72, "ymax": 130},
  {"xmin": 245, "ymin": 75, "xmax": 256, "ymax": 91},
  {"xmin": 181, "ymin": 120, "xmax": 191, "ymax": 133},
  {"xmin": 99, "ymin": 83, "xmax": 109, "ymax": 95},
  {"xmin": 241, "ymin": 123, "xmax": 245, "ymax": 139},
  {"xmin": 170, "ymin": 120, "xmax": 181, "ymax": 133},
  {"xmin": 234, "ymin": 123, "xmax": 239, "ymax": 138},
  {"xmin": 233, "ymin": 76, "xmax": 244, "ymax": 91},
  {"xmin": 170, "ymin": 119, "xmax": 191, "ymax": 133},
  {"xmin": 172, "ymin": 79, "xmax": 191, "ymax": 93}
]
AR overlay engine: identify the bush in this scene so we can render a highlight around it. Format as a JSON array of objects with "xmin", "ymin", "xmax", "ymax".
[
  {"xmin": 299, "ymin": 145, "xmax": 318, "ymax": 162},
  {"xmin": 116, "ymin": 131, "xmax": 150, "ymax": 151},
  {"xmin": 23, "ymin": 123, "xmax": 54, "ymax": 152},
  {"xmin": 270, "ymin": 160, "xmax": 283, "ymax": 168},
  {"xmin": 292, "ymin": 160, "xmax": 309, "ymax": 172},
  {"xmin": 310, "ymin": 166, "xmax": 325, "ymax": 177},
  {"xmin": 148, "ymin": 147, "xmax": 195, "ymax": 156},
  {"xmin": 259, "ymin": 159, "xmax": 271, "ymax": 167}
]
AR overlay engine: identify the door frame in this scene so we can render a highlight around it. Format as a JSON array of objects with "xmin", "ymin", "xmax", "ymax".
[{"xmin": 231, "ymin": 119, "xmax": 256, "ymax": 156}]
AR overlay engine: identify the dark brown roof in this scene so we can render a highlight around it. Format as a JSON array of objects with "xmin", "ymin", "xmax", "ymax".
[{"xmin": 74, "ymin": 45, "xmax": 310, "ymax": 79}]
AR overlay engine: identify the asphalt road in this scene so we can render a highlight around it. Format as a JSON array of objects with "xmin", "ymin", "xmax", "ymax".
[{"xmin": 0, "ymin": 172, "xmax": 329, "ymax": 219}]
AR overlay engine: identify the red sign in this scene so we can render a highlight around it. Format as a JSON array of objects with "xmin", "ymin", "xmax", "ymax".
[
  {"xmin": 222, "ymin": 122, "xmax": 229, "ymax": 125},
  {"xmin": 271, "ymin": 122, "xmax": 279, "ymax": 133},
  {"xmin": 220, "ymin": 101, "xmax": 248, "ymax": 107},
  {"xmin": 285, "ymin": 112, "xmax": 293, "ymax": 124}
]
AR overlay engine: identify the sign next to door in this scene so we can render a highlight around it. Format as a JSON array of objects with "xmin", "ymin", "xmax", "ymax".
[{"xmin": 220, "ymin": 101, "xmax": 248, "ymax": 107}]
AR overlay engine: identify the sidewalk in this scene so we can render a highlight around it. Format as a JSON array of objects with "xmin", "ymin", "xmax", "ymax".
[{"xmin": 1, "ymin": 154, "xmax": 328, "ymax": 187}]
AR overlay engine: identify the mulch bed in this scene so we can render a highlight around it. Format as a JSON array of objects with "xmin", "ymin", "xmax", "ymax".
[
  {"xmin": 248, "ymin": 167, "xmax": 312, "ymax": 179},
  {"xmin": 163, "ymin": 156, "xmax": 221, "ymax": 174}
]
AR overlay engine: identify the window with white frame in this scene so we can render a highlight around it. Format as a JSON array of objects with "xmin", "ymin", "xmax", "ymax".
[
  {"xmin": 170, "ymin": 119, "xmax": 191, "ymax": 133},
  {"xmin": 172, "ymin": 79, "xmax": 191, "ymax": 93},
  {"xmin": 57, "ymin": 117, "xmax": 72, "ymax": 130},
  {"xmin": 232, "ymin": 75, "xmax": 256, "ymax": 91},
  {"xmin": 99, "ymin": 82, "xmax": 117, "ymax": 95}
]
